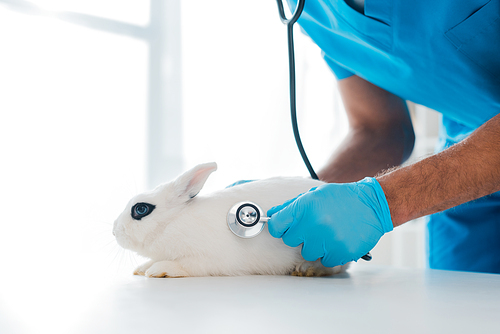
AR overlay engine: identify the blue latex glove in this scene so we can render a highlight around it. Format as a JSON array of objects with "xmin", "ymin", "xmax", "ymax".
[{"xmin": 267, "ymin": 177, "xmax": 393, "ymax": 267}]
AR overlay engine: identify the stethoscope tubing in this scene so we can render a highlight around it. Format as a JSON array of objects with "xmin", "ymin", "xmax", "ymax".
[
  {"xmin": 273, "ymin": 0, "xmax": 371, "ymax": 261},
  {"xmin": 276, "ymin": 0, "xmax": 319, "ymax": 180}
]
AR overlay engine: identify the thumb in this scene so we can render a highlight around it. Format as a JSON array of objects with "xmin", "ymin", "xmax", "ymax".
[
  {"xmin": 266, "ymin": 188, "xmax": 316, "ymax": 238},
  {"xmin": 267, "ymin": 187, "xmax": 316, "ymax": 216},
  {"xmin": 267, "ymin": 194, "xmax": 307, "ymax": 238},
  {"xmin": 267, "ymin": 195, "xmax": 300, "ymax": 217},
  {"xmin": 267, "ymin": 204, "xmax": 296, "ymax": 238}
]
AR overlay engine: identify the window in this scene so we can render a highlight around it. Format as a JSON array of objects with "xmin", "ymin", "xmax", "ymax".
[
  {"xmin": 181, "ymin": 0, "xmax": 346, "ymax": 191},
  {"xmin": 0, "ymin": 1, "xmax": 155, "ymax": 332}
]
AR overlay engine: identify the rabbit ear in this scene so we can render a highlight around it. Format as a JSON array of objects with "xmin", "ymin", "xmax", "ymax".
[{"xmin": 173, "ymin": 162, "xmax": 217, "ymax": 200}]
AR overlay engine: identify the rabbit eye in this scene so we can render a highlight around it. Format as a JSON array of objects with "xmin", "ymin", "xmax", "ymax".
[{"xmin": 131, "ymin": 202, "xmax": 155, "ymax": 220}]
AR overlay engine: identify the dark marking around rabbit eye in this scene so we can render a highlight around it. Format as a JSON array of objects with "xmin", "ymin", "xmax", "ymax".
[{"xmin": 131, "ymin": 202, "xmax": 156, "ymax": 220}]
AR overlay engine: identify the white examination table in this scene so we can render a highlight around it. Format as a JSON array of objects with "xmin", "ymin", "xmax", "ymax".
[{"xmin": 74, "ymin": 265, "xmax": 500, "ymax": 333}]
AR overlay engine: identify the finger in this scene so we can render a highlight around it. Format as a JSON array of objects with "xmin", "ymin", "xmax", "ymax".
[
  {"xmin": 320, "ymin": 255, "xmax": 341, "ymax": 268},
  {"xmin": 320, "ymin": 248, "xmax": 350, "ymax": 268},
  {"xmin": 281, "ymin": 227, "xmax": 304, "ymax": 248},
  {"xmin": 301, "ymin": 239, "xmax": 325, "ymax": 262},
  {"xmin": 268, "ymin": 194, "xmax": 308, "ymax": 239},
  {"xmin": 267, "ymin": 206, "xmax": 295, "ymax": 238}
]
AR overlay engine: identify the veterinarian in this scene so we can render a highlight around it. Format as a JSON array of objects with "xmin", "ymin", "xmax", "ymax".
[{"xmin": 267, "ymin": 0, "xmax": 500, "ymax": 274}]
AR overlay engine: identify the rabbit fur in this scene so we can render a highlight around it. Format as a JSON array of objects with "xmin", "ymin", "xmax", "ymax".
[{"xmin": 113, "ymin": 162, "xmax": 349, "ymax": 278}]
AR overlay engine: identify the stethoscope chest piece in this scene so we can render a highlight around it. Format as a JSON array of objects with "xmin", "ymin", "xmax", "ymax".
[{"xmin": 227, "ymin": 201, "xmax": 270, "ymax": 238}]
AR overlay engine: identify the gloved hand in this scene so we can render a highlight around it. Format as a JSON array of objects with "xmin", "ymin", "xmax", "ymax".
[{"xmin": 267, "ymin": 177, "xmax": 393, "ymax": 267}]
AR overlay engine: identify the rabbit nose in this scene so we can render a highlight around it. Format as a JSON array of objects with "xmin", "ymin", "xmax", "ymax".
[{"xmin": 112, "ymin": 229, "xmax": 116, "ymax": 236}]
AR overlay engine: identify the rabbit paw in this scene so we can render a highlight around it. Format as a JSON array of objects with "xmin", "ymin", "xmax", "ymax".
[
  {"xmin": 133, "ymin": 260, "xmax": 155, "ymax": 276},
  {"xmin": 145, "ymin": 260, "xmax": 189, "ymax": 278},
  {"xmin": 292, "ymin": 259, "xmax": 346, "ymax": 277}
]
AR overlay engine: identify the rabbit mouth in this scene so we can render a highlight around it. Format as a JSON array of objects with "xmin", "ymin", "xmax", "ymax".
[
  {"xmin": 114, "ymin": 233, "xmax": 127, "ymax": 248},
  {"xmin": 113, "ymin": 227, "xmax": 132, "ymax": 250},
  {"xmin": 115, "ymin": 235, "xmax": 139, "ymax": 253}
]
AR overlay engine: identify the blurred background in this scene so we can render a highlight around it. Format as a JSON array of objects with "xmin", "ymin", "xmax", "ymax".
[{"xmin": 0, "ymin": 1, "xmax": 439, "ymax": 333}]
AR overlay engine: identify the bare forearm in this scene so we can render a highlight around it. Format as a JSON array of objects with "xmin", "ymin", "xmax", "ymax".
[
  {"xmin": 318, "ymin": 127, "xmax": 413, "ymax": 183},
  {"xmin": 378, "ymin": 114, "xmax": 500, "ymax": 227},
  {"xmin": 319, "ymin": 75, "xmax": 415, "ymax": 183}
]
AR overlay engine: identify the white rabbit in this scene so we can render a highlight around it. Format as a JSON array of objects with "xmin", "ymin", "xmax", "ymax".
[{"xmin": 113, "ymin": 162, "xmax": 349, "ymax": 278}]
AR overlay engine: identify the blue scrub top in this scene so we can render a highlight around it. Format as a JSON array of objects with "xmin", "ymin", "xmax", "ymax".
[{"xmin": 290, "ymin": 0, "xmax": 500, "ymax": 273}]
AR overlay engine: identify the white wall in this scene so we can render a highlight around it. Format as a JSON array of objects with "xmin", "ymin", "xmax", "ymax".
[
  {"xmin": 181, "ymin": 0, "xmax": 347, "ymax": 192},
  {"xmin": 0, "ymin": 2, "xmax": 151, "ymax": 333}
]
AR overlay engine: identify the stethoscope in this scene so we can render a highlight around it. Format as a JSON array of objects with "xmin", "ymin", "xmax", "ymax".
[
  {"xmin": 227, "ymin": 0, "xmax": 372, "ymax": 261},
  {"xmin": 227, "ymin": 201, "xmax": 268, "ymax": 238}
]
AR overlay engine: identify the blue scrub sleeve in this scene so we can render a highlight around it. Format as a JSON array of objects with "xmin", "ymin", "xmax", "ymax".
[
  {"xmin": 322, "ymin": 51, "xmax": 354, "ymax": 80},
  {"xmin": 298, "ymin": 24, "xmax": 353, "ymax": 80}
]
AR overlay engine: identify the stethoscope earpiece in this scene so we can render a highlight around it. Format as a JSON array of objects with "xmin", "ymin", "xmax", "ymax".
[{"xmin": 227, "ymin": 201, "xmax": 270, "ymax": 238}]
